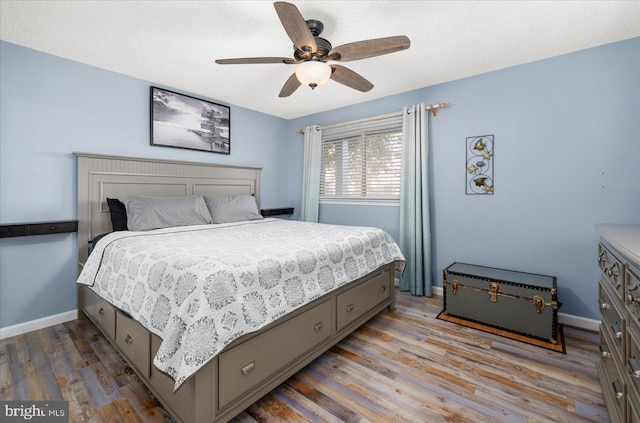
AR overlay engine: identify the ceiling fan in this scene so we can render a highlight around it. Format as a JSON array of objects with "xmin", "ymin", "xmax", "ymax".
[{"xmin": 215, "ymin": 2, "xmax": 411, "ymax": 97}]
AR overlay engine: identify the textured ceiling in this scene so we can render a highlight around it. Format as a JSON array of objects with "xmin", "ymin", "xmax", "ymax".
[{"xmin": 1, "ymin": 1, "xmax": 638, "ymax": 119}]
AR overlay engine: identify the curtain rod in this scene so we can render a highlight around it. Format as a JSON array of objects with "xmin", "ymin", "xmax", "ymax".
[{"xmin": 297, "ymin": 101, "xmax": 452, "ymax": 134}]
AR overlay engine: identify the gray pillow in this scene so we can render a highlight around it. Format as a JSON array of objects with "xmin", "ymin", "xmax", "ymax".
[
  {"xmin": 203, "ymin": 195, "xmax": 263, "ymax": 224},
  {"xmin": 120, "ymin": 195, "xmax": 212, "ymax": 231}
]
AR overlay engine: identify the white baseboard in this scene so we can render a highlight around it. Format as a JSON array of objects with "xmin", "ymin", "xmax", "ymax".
[
  {"xmin": 557, "ymin": 312, "xmax": 600, "ymax": 332},
  {"xmin": 429, "ymin": 286, "xmax": 600, "ymax": 332},
  {"xmin": 0, "ymin": 309, "xmax": 77, "ymax": 340}
]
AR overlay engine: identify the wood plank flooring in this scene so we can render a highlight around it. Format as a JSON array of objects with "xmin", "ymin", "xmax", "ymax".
[{"xmin": 0, "ymin": 291, "xmax": 608, "ymax": 422}]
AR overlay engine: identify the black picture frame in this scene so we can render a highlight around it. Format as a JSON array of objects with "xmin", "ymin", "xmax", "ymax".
[{"xmin": 150, "ymin": 86, "xmax": 230, "ymax": 154}]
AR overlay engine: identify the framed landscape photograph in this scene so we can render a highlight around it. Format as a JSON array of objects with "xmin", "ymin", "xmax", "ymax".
[{"xmin": 151, "ymin": 86, "xmax": 230, "ymax": 154}]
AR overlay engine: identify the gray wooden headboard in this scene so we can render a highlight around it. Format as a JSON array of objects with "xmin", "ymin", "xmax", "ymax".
[{"xmin": 74, "ymin": 152, "xmax": 261, "ymax": 265}]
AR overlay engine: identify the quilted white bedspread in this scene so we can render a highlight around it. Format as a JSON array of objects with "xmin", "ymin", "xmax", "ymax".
[{"xmin": 77, "ymin": 219, "xmax": 405, "ymax": 390}]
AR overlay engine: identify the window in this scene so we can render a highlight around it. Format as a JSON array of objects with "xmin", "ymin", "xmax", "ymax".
[{"xmin": 320, "ymin": 113, "xmax": 403, "ymax": 204}]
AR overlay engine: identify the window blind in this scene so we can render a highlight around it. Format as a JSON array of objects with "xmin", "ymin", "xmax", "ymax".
[{"xmin": 320, "ymin": 113, "xmax": 403, "ymax": 202}]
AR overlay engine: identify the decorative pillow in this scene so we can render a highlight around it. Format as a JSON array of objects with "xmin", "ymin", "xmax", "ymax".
[
  {"xmin": 88, "ymin": 232, "xmax": 110, "ymax": 255},
  {"xmin": 106, "ymin": 198, "xmax": 128, "ymax": 231},
  {"xmin": 120, "ymin": 195, "xmax": 213, "ymax": 231},
  {"xmin": 203, "ymin": 195, "xmax": 264, "ymax": 224}
]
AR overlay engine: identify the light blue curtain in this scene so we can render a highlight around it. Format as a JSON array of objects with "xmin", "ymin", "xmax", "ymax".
[
  {"xmin": 300, "ymin": 125, "xmax": 322, "ymax": 222},
  {"xmin": 399, "ymin": 104, "xmax": 432, "ymax": 296}
]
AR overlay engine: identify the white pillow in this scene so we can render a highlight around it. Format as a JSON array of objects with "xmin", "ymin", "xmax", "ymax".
[
  {"xmin": 120, "ymin": 195, "xmax": 212, "ymax": 231},
  {"xmin": 203, "ymin": 195, "xmax": 263, "ymax": 224}
]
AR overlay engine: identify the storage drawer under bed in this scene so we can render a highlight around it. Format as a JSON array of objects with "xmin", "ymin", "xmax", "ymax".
[
  {"xmin": 218, "ymin": 299, "xmax": 332, "ymax": 409},
  {"xmin": 336, "ymin": 267, "xmax": 391, "ymax": 331},
  {"xmin": 115, "ymin": 310, "xmax": 151, "ymax": 378},
  {"xmin": 83, "ymin": 286, "xmax": 116, "ymax": 340}
]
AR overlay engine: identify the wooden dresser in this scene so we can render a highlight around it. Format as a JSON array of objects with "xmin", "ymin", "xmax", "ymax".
[{"xmin": 596, "ymin": 224, "xmax": 640, "ymax": 423}]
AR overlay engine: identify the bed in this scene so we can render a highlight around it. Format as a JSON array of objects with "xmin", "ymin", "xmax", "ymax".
[{"xmin": 74, "ymin": 152, "xmax": 405, "ymax": 423}]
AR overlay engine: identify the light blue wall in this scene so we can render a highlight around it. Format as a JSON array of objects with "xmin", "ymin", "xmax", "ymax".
[
  {"xmin": 0, "ymin": 41, "xmax": 289, "ymax": 328},
  {"xmin": 287, "ymin": 38, "xmax": 640, "ymax": 320},
  {"xmin": 2, "ymin": 38, "xmax": 638, "ymax": 328}
]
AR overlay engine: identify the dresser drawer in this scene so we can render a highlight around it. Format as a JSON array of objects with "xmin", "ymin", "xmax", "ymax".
[
  {"xmin": 218, "ymin": 299, "xmax": 332, "ymax": 409},
  {"xmin": 83, "ymin": 287, "xmax": 116, "ymax": 340},
  {"xmin": 116, "ymin": 311, "xmax": 151, "ymax": 378},
  {"xmin": 600, "ymin": 326, "xmax": 627, "ymax": 423},
  {"xmin": 630, "ymin": 390, "xmax": 640, "ymax": 423},
  {"xmin": 627, "ymin": 321, "xmax": 640, "ymax": 398},
  {"xmin": 599, "ymin": 243, "xmax": 625, "ymax": 299},
  {"xmin": 336, "ymin": 268, "xmax": 391, "ymax": 331},
  {"xmin": 600, "ymin": 281, "xmax": 626, "ymax": 364},
  {"xmin": 626, "ymin": 264, "xmax": 640, "ymax": 324}
]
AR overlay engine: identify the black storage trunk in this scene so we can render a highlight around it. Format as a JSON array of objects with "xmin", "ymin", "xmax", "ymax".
[{"xmin": 442, "ymin": 262, "xmax": 561, "ymax": 344}]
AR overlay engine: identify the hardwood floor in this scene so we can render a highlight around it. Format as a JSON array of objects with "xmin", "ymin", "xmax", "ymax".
[{"xmin": 0, "ymin": 291, "xmax": 608, "ymax": 423}]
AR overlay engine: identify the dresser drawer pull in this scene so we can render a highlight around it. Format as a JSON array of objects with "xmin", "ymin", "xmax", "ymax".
[
  {"xmin": 629, "ymin": 358, "xmax": 640, "ymax": 378},
  {"xmin": 599, "ymin": 344, "xmax": 611, "ymax": 359},
  {"xmin": 612, "ymin": 380, "xmax": 624, "ymax": 400},
  {"xmin": 125, "ymin": 334, "xmax": 133, "ymax": 345},
  {"xmin": 346, "ymin": 304, "xmax": 354, "ymax": 312},
  {"xmin": 98, "ymin": 307, "xmax": 105, "ymax": 315},
  {"xmin": 628, "ymin": 285, "xmax": 640, "ymax": 304},
  {"xmin": 607, "ymin": 264, "xmax": 620, "ymax": 279},
  {"xmin": 241, "ymin": 361, "xmax": 255, "ymax": 376},
  {"xmin": 598, "ymin": 251, "xmax": 607, "ymax": 266},
  {"xmin": 611, "ymin": 323, "xmax": 623, "ymax": 339},
  {"xmin": 598, "ymin": 298, "xmax": 610, "ymax": 310},
  {"xmin": 314, "ymin": 322, "xmax": 323, "ymax": 332},
  {"xmin": 380, "ymin": 284, "xmax": 387, "ymax": 293}
]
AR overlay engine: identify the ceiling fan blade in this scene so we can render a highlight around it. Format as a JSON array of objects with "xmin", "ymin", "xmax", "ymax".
[
  {"xmin": 274, "ymin": 2, "xmax": 317, "ymax": 53},
  {"xmin": 330, "ymin": 65, "xmax": 373, "ymax": 92},
  {"xmin": 215, "ymin": 57, "xmax": 297, "ymax": 65},
  {"xmin": 279, "ymin": 73, "xmax": 301, "ymax": 97},
  {"xmin": 328, "ymin": 36, "xmax": 410, "ymax": 62}
]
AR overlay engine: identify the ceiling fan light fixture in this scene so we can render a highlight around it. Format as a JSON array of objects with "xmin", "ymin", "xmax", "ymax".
[{"xmin": 295, "ymin": 61, "xmax": 331, "ymax": 89}]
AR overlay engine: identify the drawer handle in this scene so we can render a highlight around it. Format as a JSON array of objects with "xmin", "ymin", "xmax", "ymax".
[
  {"xmin": 599, "ymin": 344, "xmax": 611, "ymax": 359},
  {"xmin": 346, "ymin": 304, "xmax": 354, "ymax": 313},
  {"xmin": 598, "ymin": 298, "xmax": 610, "ymax": 310},
  {"xmin": 611, "ymin": 323, "xmax": 623, "ymax": 339},
  {"xmin": 49, "ymin": 225, "xmax": 57, "ymax": 231},
  {"xmin": 98, "ymin": 307, "xmax": 105, "ymax": 315},
  {"xmin": 628, "ymin": 285, "xmax": 640, "ymax": 304},
  {"xmin": 607, "ymin": 264, "xmax": 619, "ymax": 279},
  {"xmin": 628, "ymin": 292, "xmax": 640, "ymax": 304},
  {"xmin": 241, "ymin": 361, "xmax": 255, "ymax": 376},
  {"xmin": 380, "ymin": 284, "xmax": 387, "ymax": 293},
  {"xmin": 629, "ymin": 358, "xmax": 640, "ymax": 378},
  {"xmin": 598, "ymin": 252, "xmax": 607, "ymax": 266},
  {"xmin": 612, "ymin": 380, "xmax": 624, "ymax": 400},
  {"xmin": 314, "ymin": 322, "xmax": 323, "ymax": 332},
  {"xmin": 125, "ymin": 334, "xmax": 133, "ymax": 345}
]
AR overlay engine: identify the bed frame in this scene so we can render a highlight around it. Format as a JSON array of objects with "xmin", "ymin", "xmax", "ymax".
[{"xmin": 74, "ymin": 152, "xmax": 396, "ymax": 423}]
